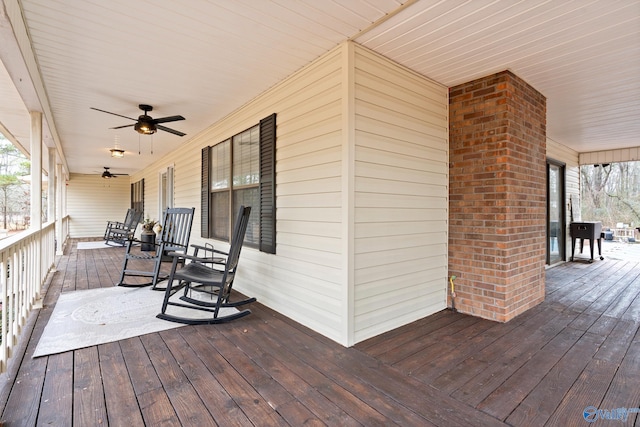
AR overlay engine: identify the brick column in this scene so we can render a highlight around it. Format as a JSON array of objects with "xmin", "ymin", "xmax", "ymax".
[{"xmin": 449, "ymin": 70, "xmax": 546, "ymax": 322}]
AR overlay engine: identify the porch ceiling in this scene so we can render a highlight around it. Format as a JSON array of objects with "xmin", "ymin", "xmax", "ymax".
[{"xmin": 0, "ymin": 0, "xmax": 638, "ymax": 176}]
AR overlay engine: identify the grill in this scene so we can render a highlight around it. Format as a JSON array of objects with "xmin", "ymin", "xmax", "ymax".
[{"xmin": 570, "ymin": 221, "xmax": 604, "ymax": 262}]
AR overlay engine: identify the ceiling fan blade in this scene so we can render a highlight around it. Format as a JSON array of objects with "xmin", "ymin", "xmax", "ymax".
[
  {"xmin": 157, "ymin": 125, "xmax": 186, "ymax": 137},
  {"xmin": 110, "ymin": 124, "xmax": 135, "ymax": 129},
  {"xmin": 90, "ymin": 107, "xmax": 136, "ymax": 121},
  {"xmin": 153, "ymin": 115, "xmax": 185, "ymax": 124}
]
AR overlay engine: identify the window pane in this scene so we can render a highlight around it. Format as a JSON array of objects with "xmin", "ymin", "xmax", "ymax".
[
  {"xmin": 211, "ymin": 191, "xmax": 230, "ymax": 240},
  {"xmin": 233, "ymin": 125, "xmax": 259, "ymax": 187},
  {"xmin": 210, "ymin": 140, "xmax": 230, "ymax": 190},
  {"xmin": 234, "ymin": 187, "xmax": 259, "ymax": 245}
]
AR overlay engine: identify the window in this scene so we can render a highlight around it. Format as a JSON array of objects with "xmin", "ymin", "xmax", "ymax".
[
  {"xmin": 159, "ymin": 166, "xmax": 174, "ymax": 213},
  {"xmin": 131, "ymin": 179, "xmax": 144, "ymax": 215},
  {"xmin": 201, "ymin": 113, "xmax": 276, "ymax": 253}
]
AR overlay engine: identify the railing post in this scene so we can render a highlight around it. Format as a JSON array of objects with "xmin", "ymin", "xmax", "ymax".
[{"xmin": 30, "ymin": 112, "xmax": 43, "ymax": 300}]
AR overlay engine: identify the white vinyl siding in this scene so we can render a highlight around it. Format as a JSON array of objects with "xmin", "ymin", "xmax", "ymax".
[
  {"xmin": 579, "ymin": 147, "xmax": 640, "ymax": 165},
  {"xmin": 352, "ymin": 46, "xmax": 449, "ymax": 342},
  {"xmin": 67, "ymin": 173, "xmax": 130, "ymax": 238},
  {"xmin": 127, "ymin": 41, "xmax": 449, "ymax": 345},
  {"xmin": 547, "ymin": 138, "xmax": 580, "ymax": 262}
]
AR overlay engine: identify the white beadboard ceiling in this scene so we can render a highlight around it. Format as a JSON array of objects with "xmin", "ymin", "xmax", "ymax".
[{"xmin": 0, "ymin": 0, "xmax": 638, "ymax": 176}]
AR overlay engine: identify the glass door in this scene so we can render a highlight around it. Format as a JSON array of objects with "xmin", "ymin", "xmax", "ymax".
[{"xmin": 547, "ymin": 160, "xmax": 565, "ymax": 264}]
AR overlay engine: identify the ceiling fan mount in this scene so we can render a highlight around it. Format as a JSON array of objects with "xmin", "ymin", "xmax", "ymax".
[{"xmin": 91, "ymin": 104, "xmax": 186, "ymax": 137}]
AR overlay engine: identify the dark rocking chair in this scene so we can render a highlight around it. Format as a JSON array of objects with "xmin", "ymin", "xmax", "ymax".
[
  {"xmin": 117, "ymin": 207, "xmax": 195, "ymax": 289},
  {"xmin": 104, "ymin": 208, "xmax": 142, "ymax": 246},
  {"xmin": 157, "ymin": 205, "xmax": 256, "ymax": 324}
]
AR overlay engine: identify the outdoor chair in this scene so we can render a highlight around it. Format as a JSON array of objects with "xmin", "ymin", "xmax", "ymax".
[
  {"xmin": 117, "ymin": 207, "xmax": 195, "ymax": 289},
  {"xmin": 104, "ymin": 208, "xmax": 142, "ymax": 246},
  {"xmin": 157, "ymin": 205, "xmax": 256, "ymax": 324}
]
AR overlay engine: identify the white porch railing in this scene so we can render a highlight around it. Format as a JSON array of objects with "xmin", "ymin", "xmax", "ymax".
[{"xmin": 0, "ymin": 220, "xmax": 60, "ymax": 373}]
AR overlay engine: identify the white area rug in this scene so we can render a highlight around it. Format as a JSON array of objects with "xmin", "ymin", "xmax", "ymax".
[
  {"xmin": 77, "ymin": 241, "xmax": 119, "ymax": 250},
  {"xmin": 33, "ymin": 285, "xmax": 236, "ymax": 357}
]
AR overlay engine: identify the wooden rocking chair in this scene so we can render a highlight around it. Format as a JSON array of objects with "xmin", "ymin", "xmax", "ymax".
[
  {"xmin": 104, "ymin": 208, "xmax": 142, "ymax": 246},
  {"xmin": 117, "ymin": 207, "xmax": 195, "ymax": 289},
  {"xmin": 157, "ymin": 205, "xmax": 256, "ymax": 324}
]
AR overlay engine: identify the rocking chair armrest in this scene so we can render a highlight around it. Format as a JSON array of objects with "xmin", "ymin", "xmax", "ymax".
[
  {"xmin": 166, "ymin": 251, "xmax": 226, "ymax": 264},
  {"xmin": 190, "ymin": 244, "xmax": 229, "ymax": 256}
]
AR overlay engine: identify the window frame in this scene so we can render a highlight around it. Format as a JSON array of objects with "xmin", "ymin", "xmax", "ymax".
[
  {"xmin": 131, "ymin": 178, "xmax": 144, "ymax": 215},
  {"xmin": 201, "ymin": 113, "xmax": 276, "ymax": 254}
]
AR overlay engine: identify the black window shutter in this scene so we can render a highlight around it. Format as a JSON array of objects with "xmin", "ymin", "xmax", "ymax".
[
  {"xmin": 201, "ymin": 146, "xmax": 210, "ymax": 238},
  {"xmin": 259, "ymin": 113, "xmax": 276, "ymax": 254}
]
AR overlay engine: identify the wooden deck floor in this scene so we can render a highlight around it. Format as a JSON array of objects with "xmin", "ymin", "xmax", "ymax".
[{"xmin": 0, "ymin": 239, "xmax": 638, "ymax": 426}]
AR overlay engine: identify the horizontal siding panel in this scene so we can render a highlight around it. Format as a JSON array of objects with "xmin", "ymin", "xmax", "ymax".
[
  {"xmin": 356, "ymin": 269, "xmax": 445, "ymax": 305},
  {"xmin": 354, "ymin": 297, "xmax": 445, "ymax": 343},
  {"xmin": 278, "ymin": 147, "xmax": 342, "ymax": 171},
  {"xmin": 579, "ymin": 148, "xmax": 640, "ymax": 165},
  {"xmin": 277, "ymin": 192, "xmax": 341, "ymax": 208},
  {"xmin": 355, "ymin": 207, "xmax": 448, "ymax": 224},
  {"xmin": 276, "ymin": 244, "xmax": 341, "ymax": 269},
  {"xmin": 355, "ymin": 48, "xmax": 447, "ymax": 104},
  {"xmin": 355, "ymin": 220, "xmax": 446, "ymax": 238},
  {"xmin": 355, "ymin": 177, "xmax": 445, "ymax": 198},
  {"xmin": 277, "ymin": 162, "xmax": 341, "ymax": 184},
  {"xmin": 355, "ymin": 114, "xmax": 447, "ymax": 150},
  {"xmin": 354, "ymin": 288, "xmax": 446, "ymax": 342},
  {"xmin": 355, "ymin": 130, "xmax": 448, "ymax": 161},
  {"xmin": 355, "ymin": 256, "xmax": 447, "ymax": 285},
  {"xmin": 356, "ymin": 145, "xmax": 446, "ymax": 173},
  {"xmin": 355, "ymin": 79, "xmax": 447, "ymax": 128},
  {"xmin": 279, "ymin": 219, "xmax": 341, "ymax": 238},
  {"xmin": 277, "ymin": 176, "xmax": 341, "ymax": 196},
  {"xmin": 356, "ymin": 244, "xmax": 447, "ymax": 270},
  {"xmin": 277, "ymin": 131, "xmax": 341, "ymax": 161},
  {"xmin": 278, "ymin": 232, "xmax": 341, "ymax": 253},
  {"xmin": 278, "ymin": 100, "xmax": 342, "ymax": 142},
  {"xmin": 356, "ymin": 162, "xmax": 448, "ymax": 186},
  {"xmin": 277, "ymin": 207, "xmax": 341, "ymax": 223},
  {"xmin": 355, "ymin": 232, "xmax": 448, "ymax": 254},
  {"xmin": 356, "ymin": 100, "xmax": 447, "ymax": 140},
  {"xmin": 355, "ymin": 192, "xmax": 447, "ymax": 209}
]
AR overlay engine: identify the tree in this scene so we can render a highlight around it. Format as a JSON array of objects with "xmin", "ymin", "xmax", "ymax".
[
  {"xmin": 581, "ymin": 161, "xmax": 640, "ymax": 227},
  {"xmin": 0, "ymin": 137, "xmax": 30, "ymax": 230}
]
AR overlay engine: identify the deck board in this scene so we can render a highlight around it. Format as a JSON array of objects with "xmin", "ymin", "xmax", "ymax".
[{"xmin": 0, "ymin": 238, "xmax": 638, "ymax": 426}]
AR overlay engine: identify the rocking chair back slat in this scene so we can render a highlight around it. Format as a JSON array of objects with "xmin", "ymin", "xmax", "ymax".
[
  {"xmin": 117, "ymin": 207, "xmax": 195, "ymax": 288},
  {"xmin": 157, "ymin": 205, "xmax": 256, "ymax": 325}
]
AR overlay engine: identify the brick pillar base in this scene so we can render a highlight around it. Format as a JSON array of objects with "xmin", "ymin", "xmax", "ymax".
[{"xmin": 449, "ymin": 70, "xmax": 546, "ymax": 322}]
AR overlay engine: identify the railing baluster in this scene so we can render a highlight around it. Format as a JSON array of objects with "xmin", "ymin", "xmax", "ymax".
[{"xmin": 0, "ymin": 220, "xmax": 65, "ymax": 373}]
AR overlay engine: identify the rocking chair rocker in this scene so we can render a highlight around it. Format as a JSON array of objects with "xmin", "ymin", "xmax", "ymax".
[
  {"xmin": 157, "ymin": 205, "xmax": 256, "ymax": 324},
  {"xmin": 117, "ymin": 207, "xmax": 195, "ymax": 289}
]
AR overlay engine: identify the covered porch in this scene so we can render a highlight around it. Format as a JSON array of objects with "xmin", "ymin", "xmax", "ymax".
[{"xmin": 0, "ymin": 239, "xmax": 638, "ymax": 426}]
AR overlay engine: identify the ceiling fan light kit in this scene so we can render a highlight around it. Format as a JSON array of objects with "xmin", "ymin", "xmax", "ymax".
[{"xmin": 110, "ymin": 148, "xmax": 125, "ymax": 158}]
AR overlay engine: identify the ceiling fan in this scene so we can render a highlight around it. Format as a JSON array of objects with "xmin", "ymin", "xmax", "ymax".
[
  {"xmin": 91, "ymin": 104, "xmax": 186, "ymax": 137},
  {"xmin": 101, "ymin": 167, "xmax": 127, "ymax": 179}
]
